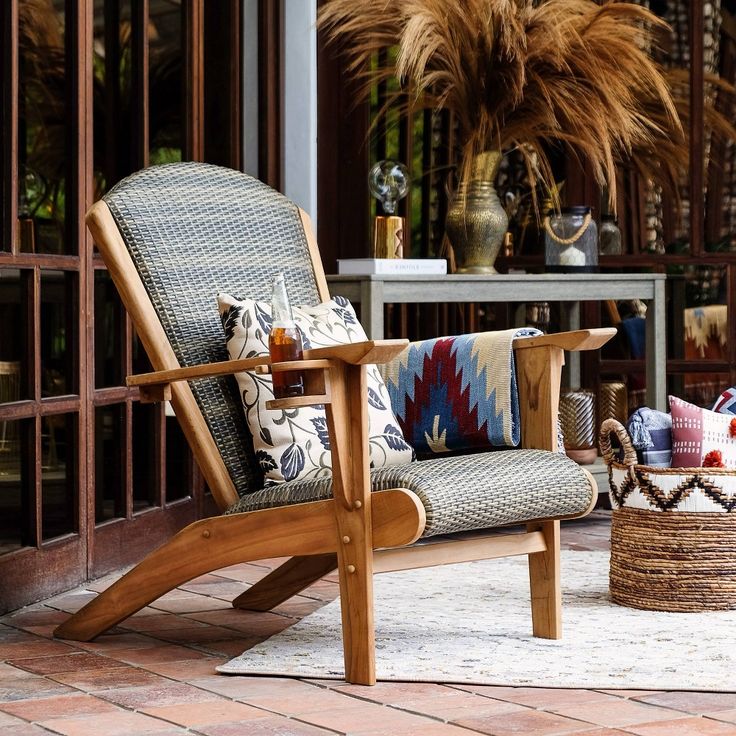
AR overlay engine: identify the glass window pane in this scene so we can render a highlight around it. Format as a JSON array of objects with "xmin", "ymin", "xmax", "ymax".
[
  {"xmin": 132, "ymin": 402, "xmax": 159, "ymax": 512},
  {"xmin": 42, "ymin": 413, "xmax": 76, "ymax": 541},
  {"xmin": 41, "ymin": 270, "xmax": 76, "ymax": 398},
  {"xmin": 0, "ymin": 419, "xmax": 31, "ymax": 554},
  {"xmin": 94, "ymin": 270, "xmax": 124, "ymax": 388},
  {"xmin": 149, "ymin": 0, "xmax": 183, "ymax": 165},
  {"xmin": 0, "ymin": 269, "xmax": 31, "ymax": 400},
  {"xmin": 165, "ymin": 414, "xmax": 190, "ymax": 503},
  {"xmin": 18, "ymin": 1, "xmax": 69, "ymax": 254},
  {"xmin": 95, "ymin": 404, "xmax": 125, "ymax": 523}
]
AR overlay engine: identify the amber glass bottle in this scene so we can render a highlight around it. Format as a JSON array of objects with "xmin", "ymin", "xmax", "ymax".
[{"xmin": 269, "ymin": 274, "xmax": 305, "ymax": 398}]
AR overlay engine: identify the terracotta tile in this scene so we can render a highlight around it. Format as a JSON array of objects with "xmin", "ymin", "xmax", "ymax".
[
  {"xmin": 624, "ymin": 717, "xmax": 736, "ymax": 735},
  {"xmin": 142, "ymin": 699, "xmax": 270, "ymax": 726},
  {"xmin": 49, "ymin": 666, "xmax": 169, "ymax": 691},
  {"xmin": 108, "ymin": 643, "xmax": 209, "ymax": 665},
  {"xmin": 42, "ymin": 710, "xmax": 184, "ymax": 735},
  {"xmin": 2, "ymin": 609, "xmax": 71, "ymax": 628},
  {"xmin": 190, "ymin": 675, "xmax": 324, "ymax": 701},
  {"xmin": 636, "ymin": 692, "xmax": 736, "ymax": 714},
  {"xmin": 249, "ymin": 557, "xmax": 289, "ymax": 569},
  {"xmin": 240, "ymin": 686, "xmax": 368, "ymax": 716},
  {"xmin": 396, "ymin": 693, "xmax": 526, "ymax": 721},
  {"xmin": 17, "ymin": 625, "xmax": 60, "ymax": 639},
  {"xmin": 155, "ymin": 625, "xmax": 242, "ymax": 644},
  {"xmin": 357, "ymin": 725, "xmax": 479, "ymax": 736},
  {"xmin": 93, "ymin": 681, "xmax": 221, "ymax": 709},
  {"xmin": 712, "ymin": 710, "xmax": 736, "ymax": 725},
  {"xmin": 2, "ymin": 724, "xmax": 57, "ymax": 735},
  {"xmin": 199, "ymin": 715, "xmax": 333, "ymax": 735},
  {"xmin": 200, "ymin": 637, "xmax": 264, "ymax": 656},
  {"xmin": 183, "ymin": 608, "xmax": 291, "ymax": 633},
  {"xmin": 0, "ymin": 677, "xmax": 76, "ymax": 703},
  {"xmin": 0, "ymin": 638, "xmax": 75, "ymax": 660},
  {"xmin": 0, "ymin": 692, "xmax": 119, "ymax": 720},
  {"xmin": 42, "ymin": 592, "xmax": 97, "ymax": 613},
  {"xmin": 0, "ymin": 664, "xmax": 39, "ymax": 680},
  {"xmin": 83, "ymin": 574, "xmax": 124, "ymax": 593},
  {"xmin": 450, "ymin": 685, "xmax": 618, "ymax": 709},
  {"xmin": 555, "ymin": 700, "xmax": 693, "ymax": 728},
  {"xmin": 73, "ymin": 632, "xmax": 156, "ymax": 652},
  {"xmin": 141, "ymin": 657, "xmax": 225, "ymax": 680},
  {"xmin": 210, "ymin": 564, "xmax": 275, "ymax": 584},
  {"xmin": 187, "ymin": 573, "xmax": 229, "ymax": 585},
  {"xmin": 179, "ymin": 581, "xmax": 247, "ymax": 599},
  {"xmin": 122, "ymin": 614, "xmax": 200, "ymax": 632},
  {"xmin": 148, "ymin": 596, "xmax": 231, "ymax": 614},
  {"xmin": 596, "ymin": 690, "xmax": 661, "ymax": 698},
  {"xmin": 271, "ymin": 599, "xmax": 327, "ymax": 619},
  {"xmin": 564, "ymin": 731, "xmax": 635, "ymax": 736},
  {"xmin": 0, "ymin": 711, "xmax": 33, "ymax": 727},
  {"xmin": 330, "ymin": 681, "xmax": 470, "ymax": 702},
  {"xmin": 453, "ymin": 708, "xmax": 592, "ymax": 735},
  {"xmin": 7, "ymin": 652, "xmax": 125, "ymax": 675},
  {"xmin": 296, "ymin": 702, "xmax": 440, "ymax": 733},
  {"xmin": 126, "ymin": 606, "xmax": 164, "ymax": 618},
  {"xmin": 298, "ymin": 580, "xmax": 340, "ymax": 602}
]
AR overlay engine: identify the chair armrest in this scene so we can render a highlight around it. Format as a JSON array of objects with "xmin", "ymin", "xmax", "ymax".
[
  {"xmin": 304, "ymin": 339, "xmax": 408, "ymax": 365},
  {"xmin": 512, "ymin": 328, "xmax": 617, "ymax": 352},
  {"xmin": 127, "ymin": 340, "xmax": 408, "ymax": 405},
  {"xmin": 127, "ymin": 339, "xmax": 409, "ymax": 390},
  {"xmin": 127, "ymin": 356, "xmax": 271, "ymax": 391}
]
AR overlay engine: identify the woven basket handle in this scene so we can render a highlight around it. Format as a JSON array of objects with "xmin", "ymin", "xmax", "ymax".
[{"xmin": 599, "ymin": 418, "xmax": 638, "ymax": 467}]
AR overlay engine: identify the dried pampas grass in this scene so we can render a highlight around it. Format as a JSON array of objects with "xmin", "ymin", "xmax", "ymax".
[{"xmin": 319, "ymin": 0, "xmax": 689, "ymax": 211}]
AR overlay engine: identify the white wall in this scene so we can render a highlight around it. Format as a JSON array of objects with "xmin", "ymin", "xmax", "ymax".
[
  {"xmin": 242, "ymin": 0, "xmax": 260, "ymax": 178},
  {"xmin": 283, "ymin": 0, "xmax": 318, "ymax": 224}
]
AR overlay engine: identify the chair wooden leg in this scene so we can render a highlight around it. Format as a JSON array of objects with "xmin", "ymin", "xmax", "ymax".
[
  {"xmin": 54, "ymin": 500, "xmax": 341, "ymax": 642},
  {"xmin": 527, "ymin": 519, "xmax": 561, "ymax": 639},
  {"xmin": 232, "ymin": 553, "xmax": 338, "ymax": 611},
  {"xmin": 326, "ymin": 361, "xmax": 376, "ymax": 685}
]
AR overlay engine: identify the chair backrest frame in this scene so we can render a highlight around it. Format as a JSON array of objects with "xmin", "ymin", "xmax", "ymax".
[{"xmin": 87, "ymin": 165, "xmax": 331, "ymax": 512}]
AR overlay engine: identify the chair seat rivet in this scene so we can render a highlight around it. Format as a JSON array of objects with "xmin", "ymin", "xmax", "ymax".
[
  {"xmin": 202, "ymin": 530, "xmax": 211, "ymax": 538},
  {"xmin": 342, "ymin": 535, "xmax": 351, "ymax": 544},
  {"xmin": 347, "ymin": 564, "xmax": 356, "ymax": 574},
  {"xmin": 353, "ymin": 500, "xmax": 362, "ymax": 509}
]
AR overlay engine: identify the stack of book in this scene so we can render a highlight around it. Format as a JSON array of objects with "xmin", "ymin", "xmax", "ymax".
[{"xmin": 336, "ymin": 258, "xmax": 447, "ymax": 275}]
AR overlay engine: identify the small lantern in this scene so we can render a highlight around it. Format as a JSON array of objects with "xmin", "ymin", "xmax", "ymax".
[{"xmin": 544, "ymin": 206, "xmax": 598, "ymax": 272}]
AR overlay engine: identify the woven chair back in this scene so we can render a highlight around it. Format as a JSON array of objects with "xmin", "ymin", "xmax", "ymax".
[{"xmin": 103, "ymin": 162, "xmax": 322, "ymax": 496}]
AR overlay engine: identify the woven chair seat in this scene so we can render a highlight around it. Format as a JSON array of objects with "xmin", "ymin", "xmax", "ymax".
[{"xmin": 227, "ymin": 449, "xmax": 594, "ymax": 537}]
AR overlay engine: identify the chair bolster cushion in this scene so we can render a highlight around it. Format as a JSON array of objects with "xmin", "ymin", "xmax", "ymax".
[
  {"xmin": 380, "ymin": 328, "xmax": 540, "ymax": 455},
  {"xmin": 226, "ymin": 449, "xmax": 594, "ymax": 537}
]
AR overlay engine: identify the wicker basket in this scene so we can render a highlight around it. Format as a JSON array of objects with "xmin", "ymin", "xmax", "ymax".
[{"xmin": 599, "ymin": 418, "xmax": 736, "ymax": 612}]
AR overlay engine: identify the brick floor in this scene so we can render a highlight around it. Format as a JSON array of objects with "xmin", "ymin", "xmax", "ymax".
[{"xmin": 1, "ymin": 511, "xmax": 734, "ymax": 735}]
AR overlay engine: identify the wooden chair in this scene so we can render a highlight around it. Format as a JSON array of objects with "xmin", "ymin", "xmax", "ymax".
[{"xmin": 54, "ymin": 163, "xmax": 614, "ymax": 685}]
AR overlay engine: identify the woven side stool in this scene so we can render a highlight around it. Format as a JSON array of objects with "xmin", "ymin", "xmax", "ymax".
[{"xmin": 600, "ymin": 418, "xmax": 736, "ymax": 612}]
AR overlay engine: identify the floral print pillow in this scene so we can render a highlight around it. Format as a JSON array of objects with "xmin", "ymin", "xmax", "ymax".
[{"xmin": 217, "ymin": 293, "xmax": 414, "ymax": 484}]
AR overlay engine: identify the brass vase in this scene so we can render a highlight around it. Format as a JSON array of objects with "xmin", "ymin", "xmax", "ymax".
[{"xmin": 445, "ymin": 151, "xmax": 508, "ymax": 273}]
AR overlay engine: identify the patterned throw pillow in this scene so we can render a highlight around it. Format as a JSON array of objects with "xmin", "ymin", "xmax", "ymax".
[
  {"xmin": 713, "ymin": 387, "xmax": 736, "ymax": 415},
  {"xmin": 217, "ymin": 293, "xmax": 414, "ymax": 484},
  {"xmin": 670, "ymin": 395, "xmax": 736, "ymax": 468}
]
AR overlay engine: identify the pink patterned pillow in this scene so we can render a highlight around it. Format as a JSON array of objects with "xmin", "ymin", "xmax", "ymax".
[{"xmin": 670, "ymin": 395, "xmax": 736, "ymax": 468}]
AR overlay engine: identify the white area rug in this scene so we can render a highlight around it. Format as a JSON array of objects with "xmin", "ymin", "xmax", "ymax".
[{"xmin": 218, "ymin": 550, "xmax": 736, "ymax": 691}]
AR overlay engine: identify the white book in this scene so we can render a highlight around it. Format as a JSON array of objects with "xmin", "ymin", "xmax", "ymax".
[{"xmin": 337, "ymin": 258, "xmax": 447, "ymax": 275}]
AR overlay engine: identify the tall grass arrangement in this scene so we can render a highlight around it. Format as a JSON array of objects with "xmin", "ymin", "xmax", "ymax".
[{"xmin": 319, "ymin": 0, "xmax": 690, "ymax": 211}]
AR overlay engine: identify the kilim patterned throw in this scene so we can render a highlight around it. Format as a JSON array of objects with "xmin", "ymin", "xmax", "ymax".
[
  {"xmin": 600, "ymin": 418, "xmax": 736, "ymax": 612},
  {"xmin": 381, "ymin": 328, "xmax": 540, "ymax": 455}
]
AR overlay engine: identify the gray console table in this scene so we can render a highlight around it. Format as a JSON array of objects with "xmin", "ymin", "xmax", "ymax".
[{"xmin": 327, "ymin": 272, "xmax": 667, "ymax": 412}]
